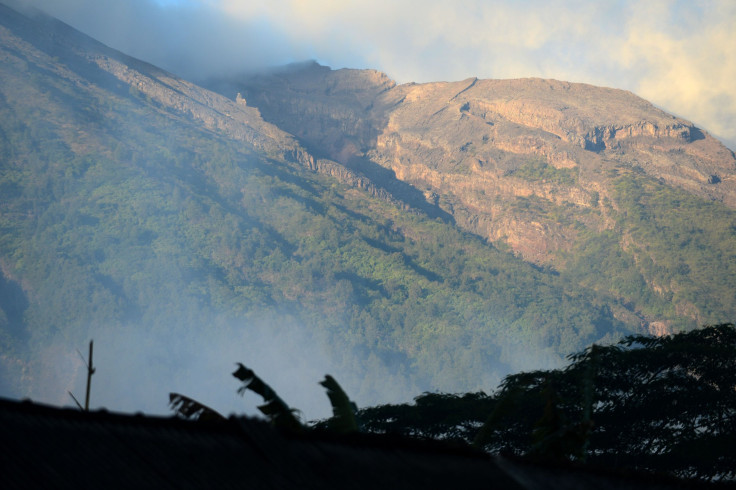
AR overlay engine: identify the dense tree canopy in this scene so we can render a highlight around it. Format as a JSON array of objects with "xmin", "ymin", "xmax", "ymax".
[{"xmin": 354, "ymin": 324, "xmax": 736, "ymax": 482}]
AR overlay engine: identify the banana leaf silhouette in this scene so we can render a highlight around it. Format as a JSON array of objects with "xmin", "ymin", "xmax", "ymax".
[
  {"xmin": 232, "ymin": 363, "xmax": 303, "ymax": 431},
  {"xmin": 320, "ymin": 374, "xmax": 359, "ymax": 433},
  {"xmin": 169, "ymin": 392, "xmax": 226, "ymax": 422}
]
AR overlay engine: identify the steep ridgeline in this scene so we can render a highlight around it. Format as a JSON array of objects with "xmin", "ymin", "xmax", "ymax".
[
  {"xmin": 209, "ymin": 63, "xmax": 736, "ymax": 334},
  {"xmin": 0, "ymin": 3, "xmax": 641, "ymax": 410}
]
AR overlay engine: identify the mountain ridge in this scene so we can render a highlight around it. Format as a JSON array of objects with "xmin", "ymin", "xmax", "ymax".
[{"xmin": 219, "ymin": 60, "xmax": 736, "ymax": 211}]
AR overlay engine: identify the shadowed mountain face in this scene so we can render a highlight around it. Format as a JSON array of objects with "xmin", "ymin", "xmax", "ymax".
[{"xmin": 0, "ymin": 3, "xmax": 734, "ymax": 413}]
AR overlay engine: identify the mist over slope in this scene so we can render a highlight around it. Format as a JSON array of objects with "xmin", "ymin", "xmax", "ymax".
[{"xmin": 0, "ymin": 4, "xmax": 734, "ymax": 418}]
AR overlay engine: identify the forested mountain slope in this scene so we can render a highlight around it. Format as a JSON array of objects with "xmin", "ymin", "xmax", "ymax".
[
  {"xmin": 0, "ymin": 3, "xmax": 733, "ymax": 414},
  {"xmin": 209, "ymin": 62, "xmax": 736, "ymax": 334}
]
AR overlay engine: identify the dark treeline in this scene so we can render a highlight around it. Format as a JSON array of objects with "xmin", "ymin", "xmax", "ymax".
[
  {"xmin": 350, "ymin": 324, "xmax": 736, "ymax": 482},
  {"xmin": 172, "ymin": 324, "xmax": 735, "ymax": 482}
]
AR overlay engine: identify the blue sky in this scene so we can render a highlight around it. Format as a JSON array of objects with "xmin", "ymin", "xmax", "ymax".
[{"xmin": 20, "ymin": 0, "xmax": 736, "ymax": 149}]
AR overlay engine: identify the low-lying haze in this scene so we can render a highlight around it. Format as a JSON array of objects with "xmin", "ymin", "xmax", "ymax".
[{"xmin": 15, "ymin": 0, "xmax": 736, "ymax": 150}]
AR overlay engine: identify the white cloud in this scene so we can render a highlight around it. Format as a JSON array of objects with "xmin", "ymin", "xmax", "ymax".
[
  {"xmin": 16, "ymin": 0, "xmax": 736, "ymax": 146},
  {"xmin": 616, "ymin": 1, "xmax": 736, "ymax": 145},
  {"xmin": 213, "ymin": 0, "xmax": 736, "ymax": 147}
]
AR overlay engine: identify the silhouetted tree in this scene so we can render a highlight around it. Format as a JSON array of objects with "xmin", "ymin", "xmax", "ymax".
[
  {"xmin": 566, "ymin": 323, "xmax": 736, "ymax": 480},
  {"xmin": 356, "ymin": 391, "xmax": 496, "ymax": 443},
  {"xmin": 169, "ymin": 325, "xmax": 735, "ymax": 481},
  {"xmin": 360, "ymin": 324, "xmax": 736, "ymax": 481}
]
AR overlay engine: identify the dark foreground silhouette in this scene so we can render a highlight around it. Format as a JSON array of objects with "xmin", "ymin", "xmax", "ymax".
[
  {"xmin": 355, "ymin": 324, "xmax": 736, "ymax": 482},
  {"xmin": 170, "ymin": 324, "xmax": 735, "ymax": 483}
]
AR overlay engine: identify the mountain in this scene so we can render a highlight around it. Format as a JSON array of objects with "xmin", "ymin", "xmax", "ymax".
[
  {"xmin": 206, "ymin": 62, "xmax": 736, "ymax": 332},
  {"xmin": 0, "ymin": 3, "xmax": 734, "ymax": 415}
]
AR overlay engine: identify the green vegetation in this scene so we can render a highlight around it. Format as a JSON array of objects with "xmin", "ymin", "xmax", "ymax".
[
  {"xmin": 612, "ymin": 172, "xmax": 736, "ymax": 323},
  {"xmin": 509, "ymin": 158, "xmax": 578, "ymax": 186},
  {"xmin": 0, "ymin": 49, "xmax": 636, "ymax": 401},
  {"xmin": 561, "ymin": 170, "xmax": 736, "ymax": 330}
]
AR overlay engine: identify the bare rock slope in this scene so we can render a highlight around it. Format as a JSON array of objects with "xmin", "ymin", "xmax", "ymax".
[{"xmin": 221, "ymin": 63, "xmax": 736, "ymax": 265}]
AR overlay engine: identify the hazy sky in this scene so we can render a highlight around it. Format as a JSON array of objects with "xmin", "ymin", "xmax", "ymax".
[{"xmin": 19, "ymin": 0, "xmax": 736, "ymax": 148}]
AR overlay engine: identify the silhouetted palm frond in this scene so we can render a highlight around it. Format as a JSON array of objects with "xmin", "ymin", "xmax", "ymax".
[
  {"xmin": 232, "ymin": 363, "xmax": 303, "ymax": 431},
  {"xmin": 320, "ymin": 374, "xmax": 358, "ymax": 433}
]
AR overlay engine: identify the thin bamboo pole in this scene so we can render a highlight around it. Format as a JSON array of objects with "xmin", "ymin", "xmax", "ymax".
[{"xmin": 84, "ymin": 340, "xmax": 94, "ymax": 411}]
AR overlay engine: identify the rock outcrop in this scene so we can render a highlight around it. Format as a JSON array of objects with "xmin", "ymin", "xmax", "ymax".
[{"xmin": 214, "ymin": 64, "xmax": 736, "ymax": 266}]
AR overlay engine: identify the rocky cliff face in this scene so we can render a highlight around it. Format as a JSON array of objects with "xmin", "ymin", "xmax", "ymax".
[
  {"xmin": 214, "ymin": 64, "xmax": 736, "ymax": 266},
  {"xmin": 206, "ymin": 63, "xmax": 736, "ymax": 330},
  {"xmin": 369, "ymin": 76, "xmax": 736, "ymax": 263}
]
